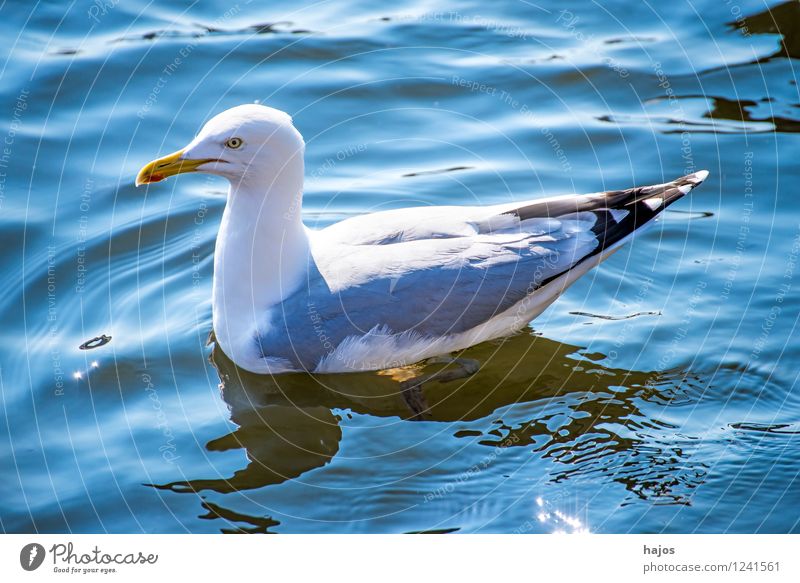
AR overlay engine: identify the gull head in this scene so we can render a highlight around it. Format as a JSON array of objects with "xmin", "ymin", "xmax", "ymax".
[{"xmin": 135, "ymin": 104, "xmax": 305, "ymax": 190}]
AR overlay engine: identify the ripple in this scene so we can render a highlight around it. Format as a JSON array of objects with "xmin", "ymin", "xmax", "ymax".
[
  {"xmin": 112, "ymin": 21, "xmax": 312, "ymax": 44},
  {"xmin": 729, "ymin": 422, "xmax": 800, "ymax": 435},
  {"xmin": 198, "ymin": 500, "xmax": 280, "ymax": 534},
  {"xmin": 402, "ymin": 165, "xmax": 474, "ymax": 177},
  {"xmin": 569, "ymin": 310, "xmax": 661, "ymax": 321},
  {"xmin": 4, "ymin": 0, "xmax": 799, "ymax": 535}
]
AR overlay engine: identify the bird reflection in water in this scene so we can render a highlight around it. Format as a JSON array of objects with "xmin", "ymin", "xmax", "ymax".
[
  {"xmin": 150, "ymin": 330, "xmax": 708, "ymax": 533},
  {"xmin": 731, "ymin": 0, "xmax": 800, "ymax": 62}
]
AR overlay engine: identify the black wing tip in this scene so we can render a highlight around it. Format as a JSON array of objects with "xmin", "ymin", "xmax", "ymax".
[
  {"xmin": 504, "ymin": 170, "xmax": 710, "ymax": 222},
  {"xmin": 627, "ymin": 170, "xmax": 710, "ymax": 209},
  {"xmin": 663, "ymin": 169, "xmax": 711, "ymax": 206},
  {"xmin": 674, "ymin": 169, "xmax": 710, "ymax": 189},
  {"xmin": 593, "ymin": 170, "xmax": 711, "ymax": 247}
]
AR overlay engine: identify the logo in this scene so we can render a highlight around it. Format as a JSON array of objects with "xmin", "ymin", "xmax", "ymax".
[{"xmin": 20, "ymin": 543, "xmax": 46, "ymax": 571}]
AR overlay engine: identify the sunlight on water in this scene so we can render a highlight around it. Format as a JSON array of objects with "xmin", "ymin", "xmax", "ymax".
[{"xmin": 535, "ymin": 496, "xmax": 591, "ymax": 535}]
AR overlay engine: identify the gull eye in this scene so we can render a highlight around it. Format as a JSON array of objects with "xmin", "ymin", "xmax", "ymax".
[{"xmin": 225, "ymin": 137, "xmax": 243, "ymax": 149}]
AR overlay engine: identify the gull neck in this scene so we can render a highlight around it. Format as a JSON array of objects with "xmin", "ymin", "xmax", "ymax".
[{"xmin": 211, "ymin": 168, "xmax": 309, "ymax": 364}]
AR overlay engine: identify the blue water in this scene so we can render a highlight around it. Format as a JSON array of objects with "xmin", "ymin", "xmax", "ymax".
[{"xmin": 1, "ymin": 0, "xmax": 799, "ymax": 533}]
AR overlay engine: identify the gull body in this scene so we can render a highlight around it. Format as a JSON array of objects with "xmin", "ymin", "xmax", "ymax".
[{"xmin": 137, "ymin": 104, "xmax": 708, "ymax": 374}]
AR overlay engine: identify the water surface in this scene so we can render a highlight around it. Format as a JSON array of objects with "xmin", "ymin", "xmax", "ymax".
[{"xmin": 1, "ymin": 0, "xmax": 799, "ymax": 533}]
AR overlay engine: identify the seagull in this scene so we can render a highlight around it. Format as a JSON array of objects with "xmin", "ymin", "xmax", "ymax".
[{"xmin": 136, "ymin": 104, "xmax": 708, "ymax": 375}]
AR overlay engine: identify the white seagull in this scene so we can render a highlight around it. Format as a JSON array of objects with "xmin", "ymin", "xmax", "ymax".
[{"xmin": 136, "ymin": 104, "xmax": 708, "ymax": 374}]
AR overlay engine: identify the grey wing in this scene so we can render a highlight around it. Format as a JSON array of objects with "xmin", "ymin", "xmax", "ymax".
[
  {"xmin": 260, "ymin": 225, "xmax": 592, "ymax": 369},
  {"xmin": 262, "ymin": 172, "xmax": 708, "ymax": 368},
  {"xmin": 331, "ymin": 223, "xmax": 598, "ymax": 335},
  {"xmin": 319, "ymin": 171, "xmax": 707, "ymax": 247}
]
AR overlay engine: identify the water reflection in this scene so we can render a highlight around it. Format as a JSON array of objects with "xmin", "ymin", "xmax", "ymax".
[
  {"xmin": 703, "ymin": 96, "xmax": 800, "ymax": 133},
  {"xmin": 198, "ymin": 501, "xmax": 280, "ymax": 534},
  {"xmin": 595, "ymin": 0, "xmax": 800, "ymax": 138},
  {"xmin": 731, "ymin": 0, "xmax": 800, "ymax": 61},
  {"xmin": 600, "ymin": 94, "xmax": 800, "ymax": 135},
  {"xmin": 151, "ymin": 330, "xmax": 707, "ymax": 531}
]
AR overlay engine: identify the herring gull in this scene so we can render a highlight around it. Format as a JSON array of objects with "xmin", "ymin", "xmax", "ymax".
[{"xmin": 136, "ymin": 104, "xmax": 708, "ymax": 374}]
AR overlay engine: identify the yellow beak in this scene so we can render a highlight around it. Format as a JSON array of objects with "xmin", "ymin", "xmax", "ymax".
[{"xmin": 135, "ymin": 149, "xmax": 216, "ymax": 186}]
